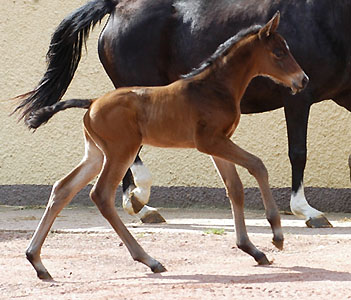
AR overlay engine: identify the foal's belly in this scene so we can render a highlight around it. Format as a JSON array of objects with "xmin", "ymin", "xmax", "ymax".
[{"xmin": 141, "ymin": 127, "xmax": 196, "ymax": 149}]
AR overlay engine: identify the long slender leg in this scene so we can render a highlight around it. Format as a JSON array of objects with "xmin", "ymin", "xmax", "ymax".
[
  {"xmin": 90, "ymin": 143, "xmax": 166, "ymax": 273},
  {"xmin": 122, "ymin": 153, "xmax": 166, "ymax": 223},
  {"xmin": 196, "ymin": 135, "xmax": 284, "ymax": 254},
  {"xmin": 212, "ymin": 157, "xmax": 271, "ymax": 265},
  {"xmin": 284, "ymin": 99, "xmax": 332, "ymax": 227},
  {"xmin": 26, "ymin": 131, "xmax": 104, "ymax": 280},
  {"xmin": 349, "ymin": 154, "xmax": 351, "ymax": 182}
]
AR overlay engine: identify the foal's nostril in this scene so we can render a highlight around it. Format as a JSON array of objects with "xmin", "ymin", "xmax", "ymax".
[{"xmin": 302, "ymin": 74, "xmax": 309, "ymax": 89}]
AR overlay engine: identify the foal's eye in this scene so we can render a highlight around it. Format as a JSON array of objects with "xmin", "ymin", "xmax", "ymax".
[{"xmin": 273, "ymin": 48, "xmax": 285, "ymax": 59}]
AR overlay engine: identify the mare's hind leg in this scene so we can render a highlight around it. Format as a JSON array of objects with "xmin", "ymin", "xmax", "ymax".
[
  {"xmin": 197, "ymin": 135, "xmax": 283, "ymax": 254},
  {"xmin": 122, "ymin": 154, "xmax": 166, "ymax": 223},
  {"xmin": 26, "ymin": 131, "xmax": 104, "ymax": 280},
  {"xmin": 212, "ymin": 157, "xmax": 270, "ymax": 265},
  {"xmin": 90, "ymin": 143, "xmax": 166, "ymax": 273}
]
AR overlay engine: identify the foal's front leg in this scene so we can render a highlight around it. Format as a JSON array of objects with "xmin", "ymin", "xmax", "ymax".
[
  {"xmin": 197, "ymin": 135, "xmax": 284, "ymax": 252},
  {"xmin": 212, "ymin": 157, "xmax": 270, "ymax": 265}
]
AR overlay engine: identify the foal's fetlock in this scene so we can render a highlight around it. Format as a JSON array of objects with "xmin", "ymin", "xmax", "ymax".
[
  {"xmin": 25, "ymin": 249, "xmax": 35, "ymax": 263},
  {"xmin": 26, "ymin": 250, "xmax": 53, "ymax": 280}
]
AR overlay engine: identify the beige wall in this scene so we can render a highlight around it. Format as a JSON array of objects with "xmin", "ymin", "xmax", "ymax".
[{"xmin": 1, "ymin": 0, "xmax": 350, "ymax": 189}]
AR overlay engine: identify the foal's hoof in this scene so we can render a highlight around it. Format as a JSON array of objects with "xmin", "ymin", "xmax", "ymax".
[
  {"xmin": 256, "ymin": 252, "xmax": 272, "ymax": 265},
  {"xmin": 37, "ymin": 270, "xmax": 53, "ymax": 281},
  {"xmin": 151, "ymin": 262, "xmax": 167, "ymax": 273},
  {"xmin": 305, "ymin": 215, "xmax": 333, "ymax": 228},
  {"xmin": 141, "ymin": 210, "xmax": 166, "ymax": 224},
  {"xmin": 272, "ymin": 238, "xmax": 284, "ymax": 250}
]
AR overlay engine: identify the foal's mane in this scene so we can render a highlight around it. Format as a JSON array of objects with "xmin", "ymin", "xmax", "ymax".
[{"xmin": 182, "ymin": 25, "xmax": 262, "ymax": 79}]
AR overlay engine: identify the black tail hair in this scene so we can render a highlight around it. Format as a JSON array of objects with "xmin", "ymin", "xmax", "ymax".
[
  {"xmin": 14, "ymin": 0, "xmax": 118, "ymax": 126},
  {"xmin": 26, "ymin": 99, "xmax": 92, "ymax": 129}
]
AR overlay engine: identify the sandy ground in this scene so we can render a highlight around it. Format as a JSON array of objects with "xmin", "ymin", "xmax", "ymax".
[{"xmin": 0, "ymin": 206, "xmax": 351, "ymax": 299}]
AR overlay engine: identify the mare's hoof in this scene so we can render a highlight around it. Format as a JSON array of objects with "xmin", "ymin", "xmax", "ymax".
[
  {"xmin": 306, "ymin": 215, "xmax": 333, "ymax": 228},
  {"xmin": 141, "ymin": 210, "xmax": 166, "ymax": 224},
  {"xmin": 37, "ymin": 270, "xmax": 53, "ymax": 281},
  {"xmin": 151, "ymin": 262, "xmax": 167, "ymax": 273}
]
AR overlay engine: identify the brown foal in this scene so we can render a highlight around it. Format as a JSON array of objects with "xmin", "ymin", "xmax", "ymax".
[{"xmin": 25, "ymin": 12, "xmax": 308, "ymax": 280}]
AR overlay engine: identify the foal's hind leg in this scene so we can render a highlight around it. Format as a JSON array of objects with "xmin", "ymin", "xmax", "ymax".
[
  {"xmin": 212, "ymin": 157, "xmax": 270, "ymax": 265},
  {"xmin": 122, "ymin": 154, "xmax": 166, "ymax": 223},
  {"xmin": 26, "ymin": 131, "xmax": 104, "ymax": 280},
  {"xmin": 90, "ymin": 143, "xmax": 166, "ymax": 273}
]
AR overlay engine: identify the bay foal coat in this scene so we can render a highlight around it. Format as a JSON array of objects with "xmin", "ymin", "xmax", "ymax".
[{"xmin": 25, "ymin": 14, "xmax": 308, "ymax": 280}]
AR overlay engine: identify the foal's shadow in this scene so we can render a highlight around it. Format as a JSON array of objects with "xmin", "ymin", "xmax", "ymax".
[
  {"xmin": 50, "ymin": 265, "xmax": 351, "ymax": 286},
  {"xmin": 136, "ymin": 265, "xmax": 351, "ymax": 285}
]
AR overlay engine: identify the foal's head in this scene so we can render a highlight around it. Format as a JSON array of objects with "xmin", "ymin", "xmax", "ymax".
[{"xmin": 255, "ymin": 12, "xmax": 308, "ymax": 94}]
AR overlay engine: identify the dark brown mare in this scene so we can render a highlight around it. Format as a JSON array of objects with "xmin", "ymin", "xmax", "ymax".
[
  {"xmin": 14, "ymin": 0, "xmax": 351, "ymax": 228},
  {"xmin": 24, "ymin": 13, "xmax": 308, "ymax": 280}
]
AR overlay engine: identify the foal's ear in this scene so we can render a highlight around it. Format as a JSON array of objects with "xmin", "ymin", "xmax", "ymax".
[{"xmin": 258, "ymin": 11, "xmax": 280, "ymax": 39}]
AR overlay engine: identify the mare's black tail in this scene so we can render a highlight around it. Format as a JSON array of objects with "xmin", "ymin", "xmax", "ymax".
[
  {"xmin": 26, "ymin": 99, "xmax": 93, "ymax": 129},
  {"xmin": 14, "ymin": 0, "xmax": 118, "ymax": 127}
]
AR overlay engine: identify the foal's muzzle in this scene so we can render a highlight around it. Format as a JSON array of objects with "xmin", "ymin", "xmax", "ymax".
[{"xmin": 291, "ymin": 72, "xmax": 309, "ymax": 95}]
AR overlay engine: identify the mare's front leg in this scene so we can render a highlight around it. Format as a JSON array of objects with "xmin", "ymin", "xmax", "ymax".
[
  {"xmin": 122, "ymin": 153, "xmax": 166, "ymax": 223},
  {"xmin": 212, "ymin": 157, "xmax": 271, "ymax": 265},
  {"xmin": 90, "ymin": 142, "xmax": 166, "ymax": 273},
  {"xmin": 284, "ymin": 97, "xmax": 332, "ymax": 228},
  {"xmin": 26, "ymin": 131, "xmax": 104, "ymax": 280}
]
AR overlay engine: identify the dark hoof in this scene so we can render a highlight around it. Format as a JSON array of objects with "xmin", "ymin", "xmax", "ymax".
[
  {"xmin": 151, "ymin": 262, "xmax": 167, "ymax": 273},
  {"xmin": 257, "ymin": 256, "xmax": 273, "ymax": 266},
  {"xmin": 141, "ymin": 210, "xmax": 166, "ymax": 224},
  {"xmin": 37, "ymin": 270, "xmax": 53, "ymax": 281},
  {"xmin": 272, "ymin": 238, "xmax": 284, "ymax": 250},
  {"xmin": 256, "ymin": 252, "xmax": 272, "ymax": 265},
  {"xmin": 306, "ymin": 215, "xmax": 333, "ymax": 228}
]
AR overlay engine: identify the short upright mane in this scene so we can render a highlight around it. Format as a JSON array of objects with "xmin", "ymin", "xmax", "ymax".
[{"xmin": 182, "ymin": 25, "xmax": 262, "ymax": 79}]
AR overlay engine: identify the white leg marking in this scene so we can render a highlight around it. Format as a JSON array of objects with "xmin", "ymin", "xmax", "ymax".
[
  {"xmin": 130, "ymin": 162, "xmax": 152, "ymax": 205},
  {"xmin": 122, "ymin": 188, "xmax": 136, "ymax": 215},
  {"xmin": 290, "ymin": 183, "xmax": 324, "ymax": 220},
  {"xmin": 123, "ymin": 162, "xmax": 153, "ymax": 217},
  {"xmin": 136, "ymin": 205, "xmax": 159, "ymax": 219}
]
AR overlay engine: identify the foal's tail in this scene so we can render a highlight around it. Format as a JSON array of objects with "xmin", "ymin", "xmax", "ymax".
[
  {"xmin": 13, "ymin": 0, "xmax": 118, "ymax": 127},
  {"xmin": 27, "ymin": 99, "xmax": 93, "ymax": 129}
]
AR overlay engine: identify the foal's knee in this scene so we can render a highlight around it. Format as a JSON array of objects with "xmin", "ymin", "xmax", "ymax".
[{"xmin": 247, "ymin": 157, "xmax": 268, "ymax": 180}]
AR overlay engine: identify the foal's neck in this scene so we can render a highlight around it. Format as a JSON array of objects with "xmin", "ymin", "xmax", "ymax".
[{"xmin": 204, "ymin": 35, "xmax": 260, "ymax": 103}]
